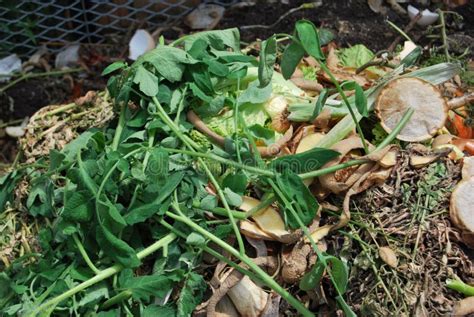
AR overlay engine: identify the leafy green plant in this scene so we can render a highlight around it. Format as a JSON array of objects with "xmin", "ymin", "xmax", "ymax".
[{"xmin": 0, "ymin": 25, "xmax": 416, "ymax": 317}]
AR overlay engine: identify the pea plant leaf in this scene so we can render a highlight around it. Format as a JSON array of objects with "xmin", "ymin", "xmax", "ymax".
[
  {"xmin": 275, "ymin": 170, "xmax": 319, "ymax": 229},
  {"xmin": 121, "ymin": 274, "xmax": 175, "ymax": 301},
  {"xmin": 133, "ymin": 66, "xmax": 159, "ymax": 97},
  {"xmin": 299, "ymin": 255, "xmax": 348, "ymax": 294},
  {"xmin": 270, "ymin": 147, "xmax": 339, "ymax": 174},
  {"xmin": 310, "ymin": 88, "xmax": 329, "ymax": 121},
  {"xmin": 176, "ymin": 273, "xmax": 206, "ymax": 317},
  {"xmin": 96, "ymin": 225, "xmax": 140, "ymax": 268},
  {"xmin": 281, "ymin": 42, "xmax": 305, "ymax": 79},
  {"xmin": 258, "ymin": 35, "xmax": 277, "ymax": 87},
  {"xmin": 102, "ymin": 61, "xmax": 127, "ymax": 76},
  {"xmin": 295, "ymin": 20, "xmax": 325, "ymax": 60}
]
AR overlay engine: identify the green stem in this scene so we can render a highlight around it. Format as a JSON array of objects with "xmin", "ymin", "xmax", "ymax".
[
  {"xmin": 165, "ymin": 211, "xmax": 313, "ymax": 317},
  {"xmin": 27, "ymin": 233, "xmax": 176, "ymax": 317},
  {"xmin": 100, "ymin": 290, "xmax": 133, "ymax": 310},
  {"xmin": 193, "ymin": 205, "xmax": 247, "ymax": 220},
  {"xmin": 300, "ymin": 108, "xmax": 414, "ymax": 180},
  {"xmin": 0, "ymin": 68, "xmax": 82, "ymax": 94},
  {"xmin": 446, "ymin": 279, "xmax": 474, "ymax": 296},
  {"xmin": 268, "ymin": 179, "xmax": 356, "ymax": 316},
  {"xmin": 153, "ymin": 97, "xmax": 246, "ymax": 256},
  {"xmin": 162, "ymin": 148, "xmax": 273, "ymax": 177},
  {"xmin": 72, "ymin": 234, "xmax": 100, "ymax": 275},
  {"xmin": 318, "ymin": 62, "xmax": 369, "ymax": 154},
  {"xmin": 111, "ymin": 102, "xmax": 127, "ymax": 151},
  {"xmin": 159, "ymin": 219, "xmax": 259, "ymax": 281}
]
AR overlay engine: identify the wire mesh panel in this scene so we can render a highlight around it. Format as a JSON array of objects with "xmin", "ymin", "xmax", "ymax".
[{"xmin": 0, "ymin": 0, "xmax": 239, "ymax": 58}]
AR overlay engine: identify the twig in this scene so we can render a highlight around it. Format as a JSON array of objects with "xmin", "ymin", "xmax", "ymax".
[
  {"xmin": 387, "ymin": 14, "xmax": 421, "ymax": 52},
  {"xmin": 0, "ymin": 68, "xmax": 82, "ymax": 94},
  {"xmin": 387, "ymin": 20, "xmax": 414, "ymax": 43},
  {"xmin": 240, "ymin": 2, "xmax": 319, "ymax": 30},
  {"xmin": 0, "ymin": 118, "xmax": 24, "ymax": 129}
]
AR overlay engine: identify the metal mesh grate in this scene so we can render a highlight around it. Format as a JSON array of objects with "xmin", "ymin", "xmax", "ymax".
[{"xmin": 0, "ymin": 0, "xmax": 239, "ymax": 58}]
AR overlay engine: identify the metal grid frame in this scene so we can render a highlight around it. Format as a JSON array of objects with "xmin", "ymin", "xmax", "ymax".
[{"xmin": 0, "ymin": 0, "xmax": 238, "ymax": 58}]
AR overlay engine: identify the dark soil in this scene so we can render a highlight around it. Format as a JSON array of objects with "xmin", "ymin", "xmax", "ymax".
[
  {"xmin": 221, "ymin": 0, "xmax": 403, "ymax": 51},
  {"xmin": 219, "ymin": 0, "xmax": 473, "ymax": 52}
]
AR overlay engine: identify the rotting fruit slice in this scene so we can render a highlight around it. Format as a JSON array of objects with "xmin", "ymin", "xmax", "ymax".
[{"xmin": 375, "ymin": 77, "xmax": 448, "ymax": 142}]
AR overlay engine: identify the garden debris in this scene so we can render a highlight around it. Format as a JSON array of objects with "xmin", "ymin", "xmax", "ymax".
[
  {"xmin": 20, "ymin": 91, "xmax": 113, "ymax": 163},
  {"xmin": 344, "ymin": 154, "xmax": 471, "ymax": 315},
  {"xmin": 407, "ymin": 5, "xmax": 439, "ymax": 26},
  {"xmin": 128, "ymin": 29, "xmax": 156, "ymax": 61},
  {"xmin": 238, "ymin": 196, "xmax": 299, "ymax": 243},
  {"xmin": 185, "ymin": 4, "xmax": 225, "ymax": 30},
  {"xmin": 409, "ymin": 153, "xmax": 442, "ymax": 168},
  {"xmin": 375, "ymin": 77, "xmax": 447, "ymax": 142},
  {"xmin": 0, "ymin": 54, "xmax": 21, "ymax": 82},
  {"xmin": 55, "ymin": 44, "xmax": 81, "ymax": 69},
  {"xmin": 378, "ymin": 246, "xmax": 398, "ymax": 268},
  {"xmin": 5, "ymin": 117, "xmax": 28, "ymax": 138},
  {"xmin": 452, "ymin": 296, "xmax": 474, "ymax": 316},
  {"xmin": 207, "ymin": 256, "xmax": 277, "ymax": 316}
]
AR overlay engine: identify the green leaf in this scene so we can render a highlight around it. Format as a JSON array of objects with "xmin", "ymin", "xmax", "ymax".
[
  {"xmin": 354, "ymin": 83, "xmax": 368, "ymax": 117},
  {"xmin": 299, "ymin": 261, "xmax": 325, "ymax": 291},
  {"xmin": 102, "ymin": 61, "xmax": 127, "ymax": 75},
  {"xmin": 270, "ymin": 147, "xmax": 339, "ymax": 174},
  {"xmin": 125, "ymin": 171, "xmax": 184, "ymax": 225},
  {"xmin": 200, "ymin": 195, "xmax": 217, "ymax": 209},
  {"xmin": 195, "ymin": 95, "xmax": 225, "ymax": 117},
  {"xmin": 400, "ymin": 46, "xmax": 422, "ymax": 67},
  {"xmin": 146, "ymin": 148, "xmax": 169, "ymax": 178},
  {"xmin": 62, "ymin": 130, "xmax": 104, "ymax": 162},
  {"xmin": 281, "ymin": 42, "xmax": 305, "ymax": 79},
  {"xmin": 184, "ymin": 28, "xmax": 241, "ymax": 52},
  {"xmin": 177, "ymin": 273, "xmax": 206, "ymax": 317},
  {"xmin": 275, "ymin": 170, "xmax": 319, "ymax": 229},
  {"xmin": 144, "ymin": 305, "xmax": 176, "ymax": 317},
  {"xmin": 134, "ymin": 66, "xmax": 159, "ymax": 97},
  {"xmin": 49, "ymin": 149, "xmax": 65, "ymax": 171},
  {"xmin": 206, "ymin": 59, "xmax": 229, "ymax": 77},
  {"xmin": 223, "ymin": 188, "xmax": 242, "ymax": 207},
  {"xmin": 295, "ymin": 20, "xmax": 324, "ymax": 60},
  {"xmin": 77, "ymin": 284, "xmax": 109, "ymax": 306},
  {"xmin": 258, "ymin": 35, "xmax": 277, "ymax": 87},
  {"xmin": 186, "ymin": 232, "xmax": 206, "ymax": 247},
  {"xmin": 318, "ymin": 28, "xmax": 335, "ymax": 46},
  {"xmin": 143, "ymin": 46, "xmax": 189, "ymax": 82},
  {"xmin": 98, "ymin": 199, "xmax": 127, "ymax": 233},
  {"xmin": 338, "ymin": 44, "xmax": 374, "ymax": 68},
  {"xmin": 299, "ymin": 255, "xmax": 348, "ymax": 294},
  {"xmin": 222, "ymin": 172, "xmax": 247, "ymax": 195},
  {"xmin": 248, "ymin": 124, "xmax": 275, "ymax": 145},
  {"xmin": 238, "ymin": 81, "xmax": 272, "ymax": 105},
  {"xmin": 310, "ymin": 88, "xmax": 328, "ymax": 122},
  {"xmin": 96, "ymin": 225, "xmax": 140, "ymax": 268},
  {"xmin": 122, "ymin": 274, "xmax": 173, "ymax": 301},
  {"xmin": 0, "ymin": 171, "xmax": 22, "ymax": 211},
  {"xmin": 62, "ymin": 190, "xmax": 93, "ymax": 222}
]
